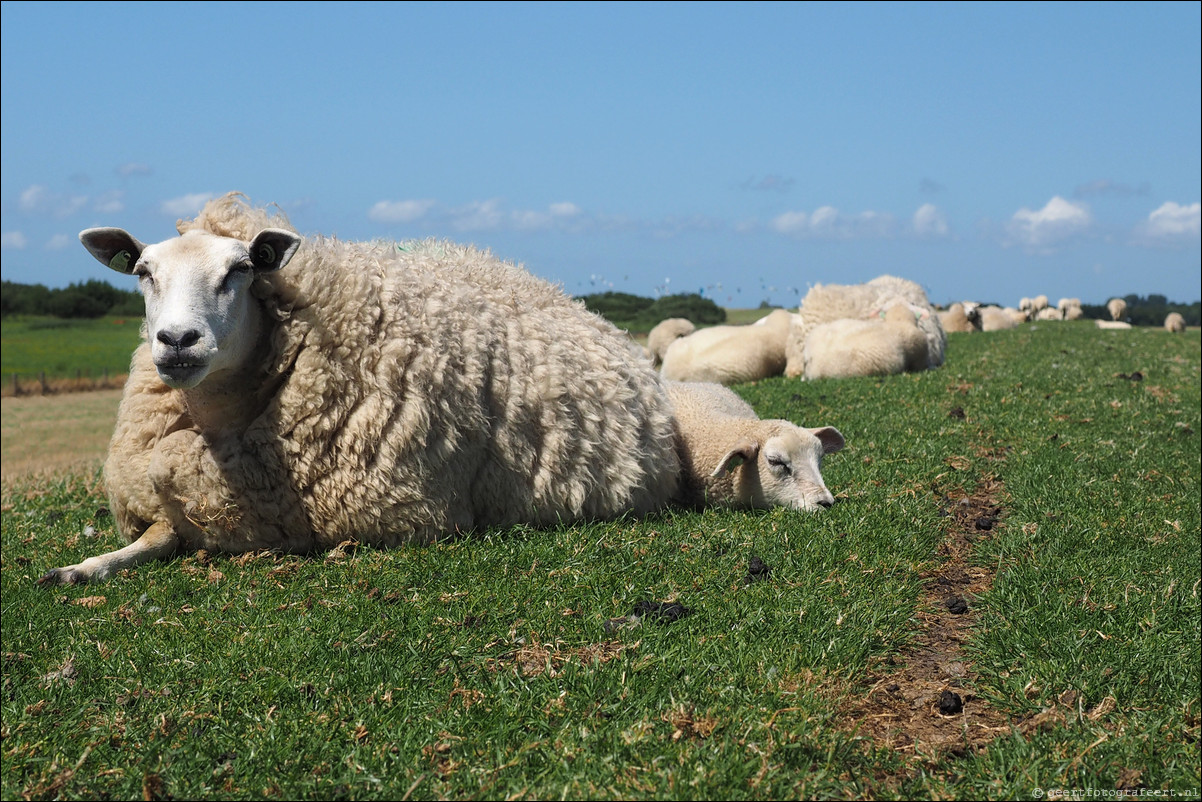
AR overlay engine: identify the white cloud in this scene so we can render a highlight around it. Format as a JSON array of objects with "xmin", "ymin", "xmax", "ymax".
[
  {"xmin": 93, "ymin": 191, "xmax": 124, "ymax": 215},
  {"xmin": 1006, "ymin": 196, "xmax": 1092, "ymax": 251},
  {"xmin": 771, "ymin": 206, "xmax": 896, "ymax": 239},
  {"xmin": 45, "ymin": 234, "xmax": 71, "ymax": 250},
  {"xmin": 368, "ymin": 199, "xmax": 436, "ymax": 223},
  {"xmin": 548, "ymin": 202, "xmax": 581, "ymax": 218},
  {"xmin": 19, "ymin": 185, "xmax": 87, "ymax": 218},
  {"xmin": 1, "ymin": 231, "xmax": 28, "ymax": 250},
  {"xmin": 912, "ymin": 203, "xmax": 949, "ymax": 237},
  {"xmin": 450, "ymin": 199, "xmax": 506, "ymax": 231},
  {"xmin": 160, "ymin": 193, "xmax": 216, "ymax": 217},
  {"xmin": 117, "ymin": 163, "xmax": 153, "ymax": 178},
  {"xmin": 1142, "ymin": 201, "xmax": 1201, "ymax": 239}
]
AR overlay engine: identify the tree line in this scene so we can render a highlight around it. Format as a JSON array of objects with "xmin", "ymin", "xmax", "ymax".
[{"xmin": 2, "ymin": 279, "xmax": 144, "ymax": 319}]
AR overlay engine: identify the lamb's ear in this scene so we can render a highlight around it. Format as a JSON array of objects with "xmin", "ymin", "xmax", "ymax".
[
  {"xmin": 712, "ymin": 439, "xmax": 760, "ymax": 479},
  {"xmin": 250, "ymin": 228, "xmax": 302, "ymax": 272},
  {"xmin": 79, "ymin": 228, "xmax": 145, "ymax": 274},
  {"xmin": 809, "ymin": 426, "xmax": 845, "ymax": 455}
]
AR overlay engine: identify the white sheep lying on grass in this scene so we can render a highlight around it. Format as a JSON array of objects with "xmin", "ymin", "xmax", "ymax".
[
  {"xmin": 1164, "ymin": 312, "xmax": 1186, "ymax": 333},
  {"xmin": 1096, "ymin": 320, "xmax": 1133, "ymax": 330},
  {"xmin": 659, "ymin": 309, "xmax": 794, "ymax": 385},
  {"xmin": 1058, "ymin": 298, "xmax": 1084, "ymax": 320},
  {"xmin": 937, "ymin": 302, "xmax": 981, "ymax": 333},
  {"xmin": 799, "ymin": 301, "xmax": 932, "ymax": 381},
  {"xmin": 645, "ymin": 317, "xmax": 695, "ymax": 366},
  {"xmin": 666, "ymin": 381, "xmax": 844, "ymax": 511},
  {"xmin": 978, "ymin": 305, "xmax": 1025, "ymax": 331},
  {"xmin": 784, "ymin": 275, "xmax": 945, "ymax": 378},
  {"xmin": 40, "ymin": 193, "xmax": 682, "ymax": 584}
]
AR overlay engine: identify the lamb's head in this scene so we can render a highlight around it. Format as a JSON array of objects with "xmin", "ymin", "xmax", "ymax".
[
  {"xmin": 80, "ymin": 226, "xmax": 301, "ymax": 389},
  {"xmin": 711, "ymin": 421, "xmax": 845, "ymax": 512}
]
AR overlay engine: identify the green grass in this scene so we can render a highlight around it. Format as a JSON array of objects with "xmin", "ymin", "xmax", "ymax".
[
  {"xmin": 2, "ymin": 322, "xmax": 1199, "ymax": 800},
  {"xmin": 0, "ymin": 316, "xmax": 144, "ymax": 381}
]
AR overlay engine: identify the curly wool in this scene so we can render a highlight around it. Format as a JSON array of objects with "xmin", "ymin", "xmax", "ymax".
[{"xmin": 106, "ymin": 194, "xmax": 680, "ymax": 553}]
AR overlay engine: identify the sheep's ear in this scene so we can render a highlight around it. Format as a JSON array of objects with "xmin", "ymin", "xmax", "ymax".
[
  {"xmin": 79, "ymin": 227, "xmax": 145, "ymax": 274},
  {"xmin": 712, "ymin": 439, "xmax": 760, "ymax": 478},
  {"xmin": 250, "ymin": 228, "xmax": 302, "ymax": 272},
  {"xmin": 809, "ymin": 426, "xmax": 845, "ymax": 455}
]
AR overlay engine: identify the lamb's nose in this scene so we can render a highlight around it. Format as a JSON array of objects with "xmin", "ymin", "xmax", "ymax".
[{"xmin": 817, "ymin": 498, "xmax": 833, "ymax": 509}]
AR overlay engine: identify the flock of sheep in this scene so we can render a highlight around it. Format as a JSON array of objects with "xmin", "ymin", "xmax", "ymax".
[
  {"xmin": 35, "ymin": 193, "xmax": 1189, "ymax": 584},
  {"xmin": 938, "ymin": 293, "xmax": 1187, "ymax": 334}
]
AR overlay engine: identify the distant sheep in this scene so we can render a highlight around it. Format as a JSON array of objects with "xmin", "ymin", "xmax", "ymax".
[
  {"xmin": 1032, "ymin": 295, "xmax": 1050, "ymax": 313},
  {"xmin": 1164, "ymin": 312, "xmax": 1186, "ymax": 333},
  {"xmin": 660, "ymin": 309, "xmax": 794, "ymax": 385},
  {"xmin": 645, "ymin": 317, "xmax": 696, "ymax": 367},
  {"xmin": 784, "ymin": 275, "xmax": 945, "ymax": 378},
  {"xmin": 1096, "ymin": 320, "xmax": 1133, "ymax": 330},
  {"xmin": 1107, "ymin": 298, "xmax": 1128, "ymax": 321},
  {"xmin": 41, "ymin": 193, "xmax": 681, "ymax": 584},
  {"xmin": 800, "ymin": 301, "xmax": 931, "ymax": 380},
  {"xmin": 1058, "ymin": 298, "xmax": 1084, "ymax": 320},
  {"xmin": 937, "ymin": 302, "xmax": 981, "ymax": 333},
  {"xmin": 978, "ymin": 305, "xmax": 1023, "ymax": 331},
  {"xmin": 666, "ymin": 381, "xmax": 844, "ymax": 511},
  {"xmin": 1035, "ymin": 306, "xmax": 1064, "ymax": 321}
]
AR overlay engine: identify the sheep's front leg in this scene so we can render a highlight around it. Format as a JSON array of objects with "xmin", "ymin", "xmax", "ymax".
[{"xmin": 37, "ymin": 521, "xmax": 181, "ymax": 586}]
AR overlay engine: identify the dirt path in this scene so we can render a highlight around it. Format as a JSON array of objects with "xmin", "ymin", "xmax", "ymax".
[{"xmin": 1, "ymin": 390, "xmax": 122, "ymax": 485}]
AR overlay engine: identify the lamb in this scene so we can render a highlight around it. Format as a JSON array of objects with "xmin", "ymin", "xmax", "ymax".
[
  {"xmin": 784, "ymin": 275, "xmax": 945, "ymax": 378},
  {"xmin": 665, "ymin": 381, "xmax": 844, "ymax": 511},
  {"xmin": 40, "ymin": 193, "xmax": 681, "ymax": 584},
  {"xmin": 645, "ymin": 317, "xmax": 695, "ymax": 367},
  {"xmin": 800, "ymin": 301, "xmax": 931, "ymax": 380},
  {"xmin": 937, "ymin": 302, "xmax": 981, "ymax": 333},
  {"xmin": 659, "ymin": 309, "xmax": 793, "ymax": 384},
  {"xmin": 1107, "ymin": 297, "xmax": 1128, "ymax": 321},
  {"xmin": 1164, "ymin": 312, "xmax": 1186, "ymax": 333}
]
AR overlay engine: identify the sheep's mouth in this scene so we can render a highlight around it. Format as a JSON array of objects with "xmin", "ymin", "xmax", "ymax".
[{"xmin": 155, "ymin": 358, "xmax": 209, "ymax": 388}]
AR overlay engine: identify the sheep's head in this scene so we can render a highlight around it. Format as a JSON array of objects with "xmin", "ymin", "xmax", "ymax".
[
  {"xmin": 711, "ymin": 422, "xmax": 845, "ymax": 512},
  {"xmin": 80, "ymin": 226, "xmax": 301, "ymax": 389}
]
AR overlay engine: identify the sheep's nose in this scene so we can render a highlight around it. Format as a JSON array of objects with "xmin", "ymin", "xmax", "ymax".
[
  {"xmin": 817, "ymin": 498, "xmax": 833, "ymax": 509},
  {"xmin": 157, "ymin": 329, "xmax": 200, "ymax": 350}
]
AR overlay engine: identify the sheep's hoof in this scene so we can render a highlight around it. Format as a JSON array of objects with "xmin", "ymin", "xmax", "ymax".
[{"xmin": 37, "ymin": 567, "xmax": 86, "ymax": 586}]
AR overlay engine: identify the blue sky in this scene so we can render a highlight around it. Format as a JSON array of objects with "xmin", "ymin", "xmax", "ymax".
[{"xmin": 2, "ymin": 1, "xmax": 1199, "ymax": 308}]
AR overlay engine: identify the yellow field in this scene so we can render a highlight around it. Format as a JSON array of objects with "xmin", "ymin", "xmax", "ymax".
[{"xmin": 0, "ymin": 390, "xmax": 121, "ymax": 486}]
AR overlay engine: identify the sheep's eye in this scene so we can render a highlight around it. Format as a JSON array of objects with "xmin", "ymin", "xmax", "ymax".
[
  {"xmin": 222, "ymin": 262, "xmax": 253, "ymax": 290},
  {"xmin": 767, "ymin": 456, "xmax": 792, "ymax": 475}
]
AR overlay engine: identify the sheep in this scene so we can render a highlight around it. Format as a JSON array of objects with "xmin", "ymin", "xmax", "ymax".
[
  {"xmin": 937, "ymin": 302, "xmax": 981, "ymax": 333},
  {"xmin": 784, "ymin": 275, "xmax": 945, "ymax": 378},
  {"xmin": 1058, "ymin": 298, "xmax": 1084, "ymax": 320},
  {"xmin": 800, "ymin": 301, "xmax": 931, "ymax": 380},
  {"xmin": 40, "ymin": 193, "xmax": 682, "ymax": 584},
  {"xmin": 1164, "ymin": 312, "xmax": 1186, "ymax": 333},
  {"xmin": 1035, "ymin": 306, "xmax": 1064, "ymax": 321},
  {"xmin": 1095, "ymin": 320, "xmax": 1133, "ymax": 330},
  {"xmin": 665, "ymin": 381, "xmax": 844, "ymax": 511},
  {"xmin": 977, "ymin": 305, "xmax": 1022, "ymax": 331},
  {"xmin": 1108, "ymin": 297, "xmax": 1128, "ymax": 321},
  {"xmin": 1032, "ymin": 295, "xmax": 1050, "ymax": 313},
  {"xmin": 659, "ymin": 309, "xmax": 793, "ymax": 385},
  {"xmin": 645, "ymin": 317, "xmax": 695, "ymax": 366}
]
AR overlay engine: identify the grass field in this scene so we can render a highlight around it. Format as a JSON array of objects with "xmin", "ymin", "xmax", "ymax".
[
  {"xmin": 1, "ymin": 321, "xmax": 1199, "ymax": 800},
  {"xmin": 0, "ymin": 316, "xmax": 143, "ymax": 392}
]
